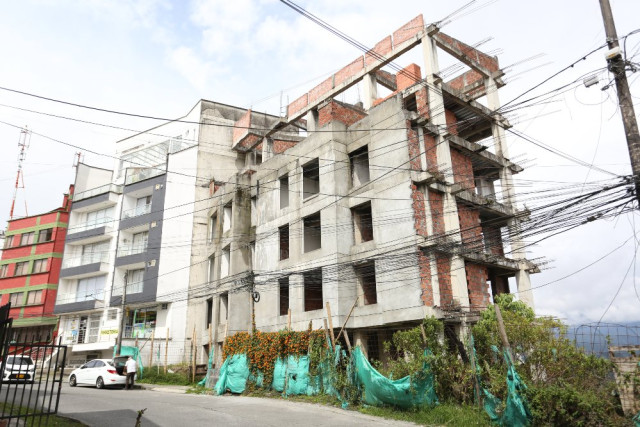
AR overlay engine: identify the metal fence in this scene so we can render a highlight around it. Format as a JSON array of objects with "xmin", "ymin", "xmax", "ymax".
[{"xmin": 0, "ymin": 303, "xmax": 68, "ymax": 426}]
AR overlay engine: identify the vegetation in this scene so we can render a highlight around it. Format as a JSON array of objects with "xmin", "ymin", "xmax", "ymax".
[
  {"xmin": 0, "ymin": 403, "xmax": 86, "ymax": 426},
  {"xmin": 137, "ymin": 364, "xmax": 202, "ymax": 385},
  {"xmin": 210, "ymin": 294, "xmax": 637, "ymax": 425}
]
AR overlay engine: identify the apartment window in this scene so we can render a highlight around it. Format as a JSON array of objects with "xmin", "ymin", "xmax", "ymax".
[
  {"xmin": 279, "ymin": 277, "xmax": 289, "ymax": 316},
  {"xmin": 3, "ymin": 237, "xmax": 12, "ymax": 249},
  {"xmin": 209, "ymin": 213, "xmax": 218, "ymax": 241},
  {"xmin": 20, "ymin": 232, "xmax": 35, "ymax": 246},
  {"xmin": 82, "ymin": 241, "xmax": 109, "ymax": 264},
  {"xmin": 132, "ymin": 231, "xmax": 149, "ymax": 253},
  {"xmin": 86, "ymin": 207, "xmax": 112, "ymax": 228},
  {"xmin": 126, "ymin": 269, "xmax": 144, "ymax": 294},
  {"xmin": 108, "ymin": 309, "xmax": 118, "ymax": 321},
  {"xmin": 206, "ymin": 298, "xmax": 213, "ymax": 327},
  {"xmin": 280, "ymin": 175, "xmax": 289, "ymax": 209},
  {"xmin": 355, "ymin": 262, "xmax": 377, "ymax": 306},
  {"xmin": 207, "ymin": 254, "xmax": 215, "ymax": 283},
  {"xmin": 221, "ymin": 246, "xmax": 230, "ymax": 278},
  {"xmin": 302, "ymin": 159, "xmax": 320, "ymax": 199},
  {"xmin": 303, "ymin": 212, "xmax": 322, "ymax": 252},
  {"xmin": 304, "ymin": 270, "xmax": 323, "ymax": 311},
  {"xmin": 279, "ymin": 224, "xmax": 290, "ymax": 260},
  {"xmin": 26, "ymin": 290, "xmax": 42, "ymax": 305},
  {"xmin": 219, "ymin": 293, "xmax": 228, "ymax": 322},
  {"xmin": 0, "ymin": 265, "xmax": 7, "ymax": 278},
  {"xmin": 9, "ymin": 292, "xmax": 22, "ymax": 306},
  {"xmin": 32, "ymin": 259, "xmax": 47, "ymax": 274},
  {"xmin": 14, "ymin": 262, "xmax": 28, "ymax": 276},
  {"xmin": 350, "ymin": 145, "xmax": 370, "ymax": 187},
  {"xmin": 352, "ymin": 202, "xmax": 374, "ymax": 244},
  {"xmin": 38, "ymin": 228, "xmax": 53, "ymax": 243},
  {"xmin": 76, "ymin": 276, "xmax": 106, "ymax": 302},
  {"xmin": 223, "ymin": 203, "xmax": 232, "ymax": 233}
]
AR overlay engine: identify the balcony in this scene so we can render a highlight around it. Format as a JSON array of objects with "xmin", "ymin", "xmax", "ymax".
[
  {"xmin": 117, "ymin": 243, "xmax": 147, "ymax": 258},
  {"xmin": 123, "ymin": 204, "xmax": 151, "ymax": 219},
  {"xmin": 112, "ymin": 280, "xmax": 143, "ymax": 297},
  {"xmin": 125, "ymin": 167, "xmax": 165, "ymax": 186},
  {"xmin": 74, "ymin": 184, "xmax": 123, "ymax": 203},
  {"xmin": 68, "ymin": 217, "xmax": 115, "ymax": 234},
  {"xmin": 62, "ymin": 253, "xmax": 108, "ymax": 269}
]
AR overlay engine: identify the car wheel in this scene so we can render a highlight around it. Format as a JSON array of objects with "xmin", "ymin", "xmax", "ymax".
[
  {"xmin": 69, "ymin": 375, "xmax": 77, "ymax": 387},
  {"xmin": 96, "ymin": 377, "xmax": 104, "ymax": 389}
]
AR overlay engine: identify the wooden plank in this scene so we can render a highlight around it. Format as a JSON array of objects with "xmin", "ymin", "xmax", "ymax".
[
  {"xmin": 148, "ymin": 330, "xmax": 155, "ymax": 369},
  {"xmin": 494, "ymin": 305, "xmax": 513, "ymax": 364},
  {"xmin": 343, "ymin": 331, "xmax": 352, "ymax": 353},
  {"xmin": 323, "ymin": 319, "xmax": 333, "ymax": 350},
  {"xmin": 287, "ymin": 308, "xmax": 292, "ymax": 330},
  {"xmin": 335, "ymin": 299, "xmax": 358, "ymax": 343},
  {"xmin": 325, "ymin": 302, "xmax": 336, "ymax": 346},
  {"xmin": 164, "ymin": 328, "xmax": 169, "ymax": 374}
]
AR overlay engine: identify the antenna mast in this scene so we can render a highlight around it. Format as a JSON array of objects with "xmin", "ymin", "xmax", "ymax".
[{"xmin": 9, "ymin": 126, "xmax": 31, "ymax": 220}]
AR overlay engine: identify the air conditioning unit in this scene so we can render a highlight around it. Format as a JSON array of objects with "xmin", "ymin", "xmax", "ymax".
[{"xmin": 159, "ymin": 303, "xmax": 168, "ymax": 310}]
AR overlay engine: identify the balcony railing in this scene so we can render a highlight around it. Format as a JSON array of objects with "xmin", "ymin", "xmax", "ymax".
[
  {"xmin": 112, "ymin": 280, "xmax": 143, "ymax": 297},
  {"xmin": 74, "ymin": 184, "xmax": 123, "ymax": 202},
  {"xmin": 123, "ymin": 204, "xmax": 151, "ymax": 219},
  {"xmin": 68, "ymin": 217, "xmax": 114, "ymax": 234},
  {"xmin": 61, "ymin": 252, "xmax": 109, "ymax": 269},
  {"xmin": 125, "ymin": 167, "xmax": 165, "ymax": 185},
  {"xmin": 56, "ymin": 290, "xmax": 105, "ymax": 305},
  {"xmin": 117, "ymin": 243, "xmax": 147, "ymax": 257}
]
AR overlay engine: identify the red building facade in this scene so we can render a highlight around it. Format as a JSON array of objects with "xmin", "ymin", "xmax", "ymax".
[{"xmin": 0, "ymin": 186, "xmax": 73, "ymax": 342}]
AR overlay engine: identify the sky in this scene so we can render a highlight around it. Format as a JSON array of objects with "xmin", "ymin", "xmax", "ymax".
[{"xmin": 0, "ymin": 0, "xmax": 639, "ymax": 325}]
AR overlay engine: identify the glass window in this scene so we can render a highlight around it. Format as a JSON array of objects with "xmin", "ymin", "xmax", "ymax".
[
  {"xmin": 20, "ymin": 232, "xmax": 35, "ymax": 246},
  {"xmin": 26, "ymin": 290, "xmax": 42, "ymax": 305},
  {"xmin": 76, "ymin": 276, "xmax": 106, "ymax": 302},
  {"xmin": 0, "ymin": 265, "xmax": 8, "ymax": 278},
  {"xmin": 38, "ymin": 229, "xmax": 53, "ymax": 243},
  {"xmin": 9, "ymin": 293, "xmax": 22, "ymax": 306},
  {"xmin": 32, "ymin": 259, "xmax": 47, "ymax": 273},
  {"xmin": 14, "ymin": 262, "xmax": 29, "ymax": 276}
]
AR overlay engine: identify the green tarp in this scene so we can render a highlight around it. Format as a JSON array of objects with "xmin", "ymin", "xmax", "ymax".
[
  {"xmin": 214, "ymin": 354, "xmax": 250, "ymax": 395},
  {"xmin": 114, "ymin": 345, "xmax": 144, "ymax": 378},
  {"xmin": 351, "ymin": 346, "xmax": 438, "ymax": 408}
]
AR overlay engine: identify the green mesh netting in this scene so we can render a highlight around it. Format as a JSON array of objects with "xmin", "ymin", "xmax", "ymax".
[
  {"xmin": 471, "ymin": 338, "xmax": 531, "ymax": 427},
  {"xmin": 197, "ymin": 348, "xmax": 214, "ymax": 387},
  {"xmin": 351, "ymin": 346, "xmax": 438, "ymax": 408},
  {"xmin": 214, "ymin": 354, "xmax": 250, "ymax": 394}
]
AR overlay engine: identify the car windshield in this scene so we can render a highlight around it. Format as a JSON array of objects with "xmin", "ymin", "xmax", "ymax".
[{"xmin": 6, "ymin": 356, "xmax": 33, "ymax": 365}]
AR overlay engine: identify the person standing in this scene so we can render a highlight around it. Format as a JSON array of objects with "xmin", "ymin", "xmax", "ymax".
[{"xmin": 125, "ymin": 356, "xmax": 137, "ymax": 390}]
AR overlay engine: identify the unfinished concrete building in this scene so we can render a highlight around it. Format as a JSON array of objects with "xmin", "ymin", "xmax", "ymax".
[{"xmin": 190, "ymin": 14, "xmax": 538, "ymax": 363}]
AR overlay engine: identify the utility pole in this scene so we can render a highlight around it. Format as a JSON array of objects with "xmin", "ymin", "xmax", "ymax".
[
  {"xmin": 599, "ymin": 0, "xmax": 640, "ymax": 204},
  {"xmin": 115, "ymin": 272, "xmax": 128, "ymax": 356}
]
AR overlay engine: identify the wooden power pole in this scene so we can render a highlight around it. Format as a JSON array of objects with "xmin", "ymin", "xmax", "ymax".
[{"xmin": 599, "ymin": 0, "xmax": 640, "ymax": 204}]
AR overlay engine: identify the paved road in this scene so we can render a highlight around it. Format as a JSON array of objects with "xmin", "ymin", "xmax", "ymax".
[{"xmin": 57, "ymin": 384, "xmax": 416, "ymax": 426}]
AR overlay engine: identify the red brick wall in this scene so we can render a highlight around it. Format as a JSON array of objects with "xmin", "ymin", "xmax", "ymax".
[
  {"xmin": 418, "ymin": 251, "xmax": 433, "ymax": 305},
  {"xmin": 397, "ymin": 64, "xmax": 421, "ymax": 91},
  {"xmin": 317, "ymin": 100, "xmax": 366, "ymax": 128},
  {"xmin": 309, "ymin": 76, "xmax": 334, "ymax": 104},
  {"xmin": 393, "ymin": 14, "xmax": 424, "ymax": 46},
  {"xmin": 450, "ymin": 149, "xmax": 474, "ymax": 190},
  {"xmin": 423, "ymin": 133, "xmax": 438, "ymax": 173},
  {"xmin": 334, "ymin": 57, "xmax": 364, "ymax": 87},
  {"xmin": 406, "ymin": 122, "xmax": 422, "ymax": 171},
  {"xmin": 273, "ymin": 140, "xmax": 298, "ymax": 154},
  {"xmin": 7, "ymin": 217, "xmax": 38, "ymax": 231},
  {"xmin": 429, "ymin": 190, "xmax": 445, "ymax": 236},
  {"xmin": 457, "ymin": 202, "xmax": 482, "ymax": 250},
  {"xmin": 415, "ymin": 87, "xmax": 429, "ymax": 119},
  {"xmin": 436, "ymin": 254, "xmax": 454, "ymax": 307},
  {"xmin": 466, "ymin": 262, "xmax": 489, "ymax": 310},
  {"xmin": 365, "ymin": 36, "xmax": 392, "ymax": 66},
  {"xmin": 288, "ymin": 93, "xmax": 308, "ymax": 118},
  {"xmin": 411, "ymin": 184, "xmax": 428, "ymax": 237},
  {"xmin": 233, "ymin": 109, "xmax": 251, "ymax": 145},
  {"xmin": 445, "ymin": 109, "xmax": 459, "ymax": 136},
  {"xmin": 482, "ymin": 225, "xmax": 504, "ymax": 256}
]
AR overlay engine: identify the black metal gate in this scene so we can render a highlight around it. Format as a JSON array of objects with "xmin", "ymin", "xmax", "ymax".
[{"xmin": 0, "ymin": 303, "xmax": 68, "ymax": 426}]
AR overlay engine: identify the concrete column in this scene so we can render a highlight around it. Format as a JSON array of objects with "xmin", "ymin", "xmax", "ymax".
[
  {"xmin": 422, "ymin": 35, "xmax": 454, "ymax": 183},
  {"xmin": 450, "ymin": 256, "xmax": 470, "ymax": 308},
  {"xmin": 362, "ymin": 73, "xmax": 378, "ymax": 110},
  {"xmin": 486, "ymin": 76, "xmax": 534, "ymax": 310},
  {"xmin": 262, "ymin": 137, "xmax": 273, "ymax": 161},
  {"xmin": 353, "ymin": 330, "xmax": 367, "ymax": 357},
  {"xmin": 306, "ymin": 110, "xmax": 318, "ymax": 133}
]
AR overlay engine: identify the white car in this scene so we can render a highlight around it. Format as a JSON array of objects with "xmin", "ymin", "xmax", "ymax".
[
  {"xmin": 2, "ymin": 355, "xmax": 36, "ymax": 383},
  {"xmin": 68, "ymin": 358, "xmax": 129, "ymax": 389}
]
